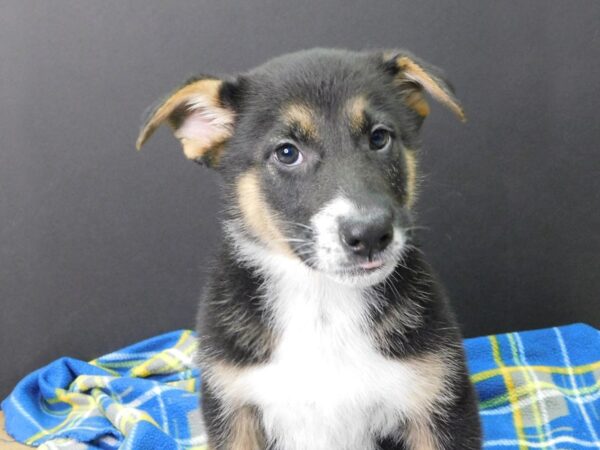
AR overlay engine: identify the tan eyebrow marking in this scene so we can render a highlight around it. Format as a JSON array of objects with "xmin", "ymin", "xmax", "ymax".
[
  {"xmin": 345, "ymin": 96, "xmax": 369, "ymax": 132},
  {"xmin": 282, "ymin": 103, "xmax": 317, "ymax": 139}
]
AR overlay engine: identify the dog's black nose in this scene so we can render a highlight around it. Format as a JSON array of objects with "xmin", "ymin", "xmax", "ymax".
[{"xmin": 339, "ymin": 212, "xmax": 394, "ymax": 258}]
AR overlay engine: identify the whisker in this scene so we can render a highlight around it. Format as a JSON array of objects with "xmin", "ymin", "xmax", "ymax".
[
  {"xmin": 272, "ymin": 238, "xmax": 311, "ymax": 244},
  {"xmin": 403, "ymin": 225, "xmax": 430, "ymax": 233},
  {"xmin": 278, "ymin": 220, "xmax": 315, "ymax": 232}
]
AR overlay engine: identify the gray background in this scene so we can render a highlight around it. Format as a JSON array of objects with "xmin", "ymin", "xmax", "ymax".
[{"xmin": 1, "ymin": 1, "xmax": 599, "ymax": 399}]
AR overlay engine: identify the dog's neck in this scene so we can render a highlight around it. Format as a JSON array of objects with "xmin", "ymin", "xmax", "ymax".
[
  {"xmin": 227, "ymin": 225, "xmax": 382, "ymax": 355},
  {"xmin": 205, "ymin": 220, "xmax": 438, "ymax": 366}
]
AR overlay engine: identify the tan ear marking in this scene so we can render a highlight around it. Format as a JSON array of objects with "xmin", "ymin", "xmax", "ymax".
[
  {"xmin": 404, "ymin": 91, "xmax": 430, "ymax": 118},
  {"xmin": 395, "ymin": 56, "xmax": 466, "ymax": 122},
  {"xmin": 136, "ymin": 78, "xmax": 235, "ymax": 164},
  {"xmin": 136, "ymin": 79, "xmax": 221, "ymax": 150}
]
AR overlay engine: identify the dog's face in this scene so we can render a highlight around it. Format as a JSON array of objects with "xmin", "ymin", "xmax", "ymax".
[{"xmin": 137, "ymin": 49, "xmax": 463, "ymax": 286}]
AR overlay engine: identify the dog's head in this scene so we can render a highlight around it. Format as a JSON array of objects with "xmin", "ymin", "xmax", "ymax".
[{"xmin": 137, "ymin": 49, "xmax": 463, "ymax": 286}]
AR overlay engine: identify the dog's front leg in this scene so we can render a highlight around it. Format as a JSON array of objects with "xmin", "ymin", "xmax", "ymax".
[
  {"xmin": 207, "ymin": 406, "xmax": 266, "ymax": 450},
  {"xmin": 425, "ymin": 375, "xmax": 482, "ymax": 450},
  {"xmin": 405, "ymin": 378, "xmax": 482, "ymax": 450},
  {"xmin": 202, "ymin": 382, "xmax": 267, "ymax": 450},
  {"xmin": 378, "ymin": 376, "xmax": 481, "ymax": 450},
  {"xmin": 377, "ymin": 420, "xmax": 438, "ymax": 450},
  {"xmin": 379, "ymin": 417, "xmax": 479, "ymax": 450}
]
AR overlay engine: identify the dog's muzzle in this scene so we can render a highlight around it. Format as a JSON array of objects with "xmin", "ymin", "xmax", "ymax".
[{"xmin": 309, "ymin": 196, "xmax": 406, "ymax": 284}]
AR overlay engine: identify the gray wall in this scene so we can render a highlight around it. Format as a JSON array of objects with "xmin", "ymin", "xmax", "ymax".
[{"xmin": 1, "ymin": 1, "xmax": 599, "ymax": 399}]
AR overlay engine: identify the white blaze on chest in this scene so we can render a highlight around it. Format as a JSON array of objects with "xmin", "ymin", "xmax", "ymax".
[{"xmin": 214, "ymin": 262, "xmax": 447, "ymax": 450}]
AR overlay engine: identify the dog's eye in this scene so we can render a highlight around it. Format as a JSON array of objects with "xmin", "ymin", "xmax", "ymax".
[
  {"xmin": 369, "ymin": 127, "xmax": 392, "ymax": 151},
  {"xmin": 274, "ymin": 144, "xmax": 303, "ymax": 166}
]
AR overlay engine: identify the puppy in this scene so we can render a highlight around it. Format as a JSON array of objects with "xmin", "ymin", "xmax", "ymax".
[{"xmin": 137, "ymin": 48, "xmax": 481, "ymax": 450}]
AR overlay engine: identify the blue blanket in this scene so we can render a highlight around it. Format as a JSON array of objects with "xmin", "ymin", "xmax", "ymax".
[{"xmin": 3, "ymin": 324, "xmax": 600, "ymax": 449}]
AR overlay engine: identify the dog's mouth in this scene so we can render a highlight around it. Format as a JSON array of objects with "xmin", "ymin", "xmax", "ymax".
[
  {"xmin": 289, "ymin": 231, "xmax": 405, "ymax": 285},
  {"xmin": 295, "ymin": 247, "xmax": 401, "ymax": 286},
  {"xmin": 291, "ymin": 242, "xmax": 388, "ymax": 273},
  {"xmin": 316, "ymin": 257, "xmax": 398, "ymax": 287},
  {"xmin": 358, "ymin": 259, "xmax": 385, "ymax": 271},
  {"xmin": 329, "ymin": 259, "xmax": 386, "ymax": 274}
]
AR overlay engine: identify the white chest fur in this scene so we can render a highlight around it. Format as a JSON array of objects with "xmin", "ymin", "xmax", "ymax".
[{"xmin": 213, "ymin": 261, "xmax": 447, "ymax": 450}]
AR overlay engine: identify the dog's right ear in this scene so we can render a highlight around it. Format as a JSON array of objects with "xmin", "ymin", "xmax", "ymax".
[
  {"xmin": 381, "ymin": 51, "xmax": 465, "ymax": 123},
  {"xmin": 136, "ymin": 76, "xmax": 238, "ymax": 167}
]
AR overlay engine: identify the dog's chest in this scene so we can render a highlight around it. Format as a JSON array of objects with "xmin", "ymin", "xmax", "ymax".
[{"xmin": 231, "ymin": 280, "xmax": 443, "ymax": 449}]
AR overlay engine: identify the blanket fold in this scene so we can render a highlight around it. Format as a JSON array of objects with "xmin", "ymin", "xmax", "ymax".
[
  {"xmin": 2, "ymin": 330, "xmax": 204, "ymax": 449},
  {"xmin": 2, "ymin": 324, "xmax": 600, "ymax": 449}
]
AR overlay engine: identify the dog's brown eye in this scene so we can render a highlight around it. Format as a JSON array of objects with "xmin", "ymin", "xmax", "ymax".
[
  {"xmin": 369, "ymin": 128, "xmax": 392, "ymax": 150},
  {"xmin": 274, "ymin": 144, "xmax": 303, "ymax": 166}
]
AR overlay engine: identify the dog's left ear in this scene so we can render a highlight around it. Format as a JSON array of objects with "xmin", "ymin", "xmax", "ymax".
[
  {"xmin": 136, "ymin": 76, "xmax": 239, "ymax": 166},
  {"xmin": 382, "ymin": 51, "xmax": 466, "ymax": 123}
]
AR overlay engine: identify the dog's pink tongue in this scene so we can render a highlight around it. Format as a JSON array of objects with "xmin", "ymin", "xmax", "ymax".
[{"xmin": 360, "ymin": 260, "xmax": 384, "ymax": 270}]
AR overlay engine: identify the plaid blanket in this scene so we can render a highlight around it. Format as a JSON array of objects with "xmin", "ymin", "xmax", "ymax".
[
  {"xmin": 1, "ymin": 330, "xmax": 205, "ymax": 450},
  {"xmin": 2, "ymin": 324, "xmax": 600, "ymax": 449},
  {"xmin": 470, "ymin": 324, "xmax": 600, "ymax": 449}
]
